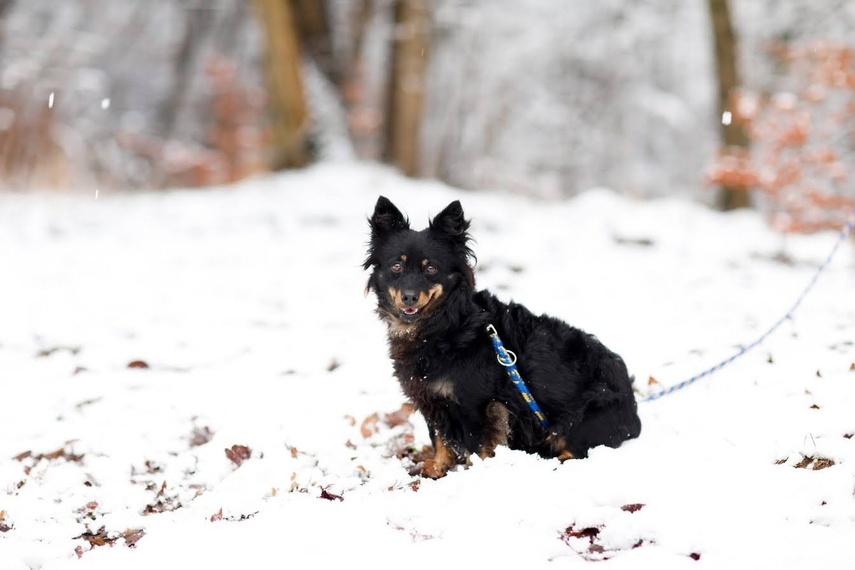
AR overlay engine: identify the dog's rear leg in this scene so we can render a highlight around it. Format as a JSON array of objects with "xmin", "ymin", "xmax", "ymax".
[{"xmin": 478, "ymin": 401, "xmax": 510, "ymax": 459}]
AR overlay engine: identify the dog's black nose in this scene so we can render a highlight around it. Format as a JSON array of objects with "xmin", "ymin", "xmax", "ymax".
[{"xmin": 401, "ymin": 290, "xmax": 420, "ymax": 306}]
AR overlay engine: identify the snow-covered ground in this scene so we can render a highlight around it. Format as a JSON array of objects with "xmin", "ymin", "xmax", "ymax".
[{"xmin": 1, "ymin": 162, "xmax": 853, "ymax": 569}]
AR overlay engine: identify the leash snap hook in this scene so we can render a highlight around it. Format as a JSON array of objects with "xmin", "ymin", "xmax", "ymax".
[{"xmin": 486, "ymin": 321, "xmax": 550, "ymax": 429}]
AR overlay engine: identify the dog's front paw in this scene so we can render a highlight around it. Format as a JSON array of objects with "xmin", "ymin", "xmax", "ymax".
[
  {"xmin": 421, "ymin": 458, "xmax": 448, "ymax": 479},
  {"xmin": 420, "ymin": 436, "xmax": 459, "ymax": 478},
  {"xmin": 546, "ymin": 433, "xmax": 576, "ymax": 461}
]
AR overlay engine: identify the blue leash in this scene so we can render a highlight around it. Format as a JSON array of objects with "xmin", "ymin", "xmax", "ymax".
[
  {"xmin": 487, "ymin": 324, "xmax": 550, "ymax": 428},
  {"xmin": 642, "ymin": 209, "xmax": 855, "ymax": 402}
]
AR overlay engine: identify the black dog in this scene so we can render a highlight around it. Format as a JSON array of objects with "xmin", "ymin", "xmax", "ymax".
[{"xmin": 364, "ymin": 196, "xmax": 641, "ymax": 476}]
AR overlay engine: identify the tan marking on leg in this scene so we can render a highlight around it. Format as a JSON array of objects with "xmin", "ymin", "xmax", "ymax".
[
  {"xmin": 557, "ymin": 450, "xmax": 575, "ymax": 461},
  {"xmin": 478, "ymin": 401, "xmax": 510, "ymax": 459},
  {"xmin": 424, "ymin": 436, "xmax": 456, "ymax": 478},
  {"xmin": 547, "ymin": 434, "xmax": 575, "ymax": 461},
  {"xmin": 433, "ymin": 436, "xmax": 455, "ymax": 471}
]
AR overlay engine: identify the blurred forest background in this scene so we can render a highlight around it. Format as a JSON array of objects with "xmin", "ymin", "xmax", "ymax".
[{"xmin": 1, "ymin": 0, "xmax": 854, "ymax": 230}]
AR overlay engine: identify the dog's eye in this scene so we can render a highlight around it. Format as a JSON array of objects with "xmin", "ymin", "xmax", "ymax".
[
  {"xmin": 390, "ymin": 262, "xmax": 403, "ymax": 274},
  {"xmin": 424, "ymin": 263, "xmax": 438, "ymax": 275}
]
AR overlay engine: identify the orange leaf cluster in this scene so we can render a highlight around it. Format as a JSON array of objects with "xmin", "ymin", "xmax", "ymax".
[
  {"xmin": 73, "ymin": 527, "xmax": 145, "ymax": 556},
  {"xmin": 710, "ymin": 41, "xmax": 855, "ymax": 233}
]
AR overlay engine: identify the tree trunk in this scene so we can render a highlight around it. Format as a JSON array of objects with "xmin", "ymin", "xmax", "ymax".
[
  {"xmin": 159, "ymin": 6, "xmax": 212, "ymax": 143},
  {"xmin": 708, "ymin": 0, "xmax": 750, "ymax": 210},
  {"xmin": 252, "ymin": 0, "xmax": 310, "ymax": 170},
  {"xmin": 341, "ymin": 0, "xmax": 380, "ymax": 160},
  {"xmin": 290, "ymin": 0, "xmax": 337, "ymax": 82},
  {"xmin": 0, "ymin": 0, "xmax": 13, "ymax": 57},
  {"xmin": 385, "ymin": 0, "xmax": 430, "ymax": 177}
]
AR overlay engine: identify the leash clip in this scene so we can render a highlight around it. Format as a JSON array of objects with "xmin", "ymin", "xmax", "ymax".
[
  {"xmin": 486, "ymin": 322, "xmax": 549, "ymax": 429},
  {"xmin": 498, "ymin": 349, "xmax": 517, "ymax": 367},
  {"xmin": 486, "ymin": 324, "xmax": 517, "ymax": 366}
]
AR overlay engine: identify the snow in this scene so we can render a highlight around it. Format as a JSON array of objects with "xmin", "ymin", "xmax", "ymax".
[{"xmin": 1, "ymin": 161, "xmax": 854, "ymax": 568}]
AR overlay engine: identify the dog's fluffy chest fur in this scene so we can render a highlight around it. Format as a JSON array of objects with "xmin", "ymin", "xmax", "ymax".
[{"xmin": 387, "ymin": 329, "xmax": 478, "ymax": 409}]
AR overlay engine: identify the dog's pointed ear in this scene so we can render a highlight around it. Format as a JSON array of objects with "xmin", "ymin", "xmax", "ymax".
[
  {"xmin": 429, "ymin": 200, "xmax": 469, "ymax": 244},
  {"xmin": 364, "ymin": 196, "xmax": 409, "ymax": 270},
  {"xmin": 370, "ymin": 196, "xmax": 409, "ymax": 236},
  {"xmin": 429, "ymin": 200, "xmax": 475, "ymax": 282}
]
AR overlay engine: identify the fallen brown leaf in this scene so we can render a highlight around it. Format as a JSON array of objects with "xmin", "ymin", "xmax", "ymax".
[
  {"xmin": 13, "ymin": 451, "xmax": 31, "ymax": 462},
  {"xmin": 74, "ymin": 527, "xmax": 109, "ymax": 548},
  {"xmin": 189, "ymin": 426, "xmax": 214, "ymax": 447},
  {"xmin": 319, "ymin": 486, "xmax": 344, "ymax": 501},
  {"xmin": 225, "ymin": 444, "xmax": 251, "ymax": 467},
  {"xmin": 794, "ymin": 455, "xmax": 836, "ymax": 470},
  {"xmin": 43, "ymin": 448, "xmax": 67, "ymax": 460},
  {"xmin": 385, "ymin": 403, "xmax": 415, "ymax": 428},
  {"xmin": 142, "ymin": 481, "xmax": 181, "ymax": 515},
  {"xmin": 123, "ymin": 528, "xmax": 145, "ymax": 548},
  {"xmin": 811, "ymin": 457, "xmax": 836, "ymax": 470},
  {"xmin": 360, "ymin": 413, "xmax": 380, "ymax": 438},
  {"xmin": 564, "ymin": 525, "xmax": 600, "ymax": 542},
  {"xmin": 15, "ymin": 443, "xmax": 83, "ymax": 464},
  {"xmin": 74, "ymin": 527, "xmax": 145, "ymax": 552}
]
